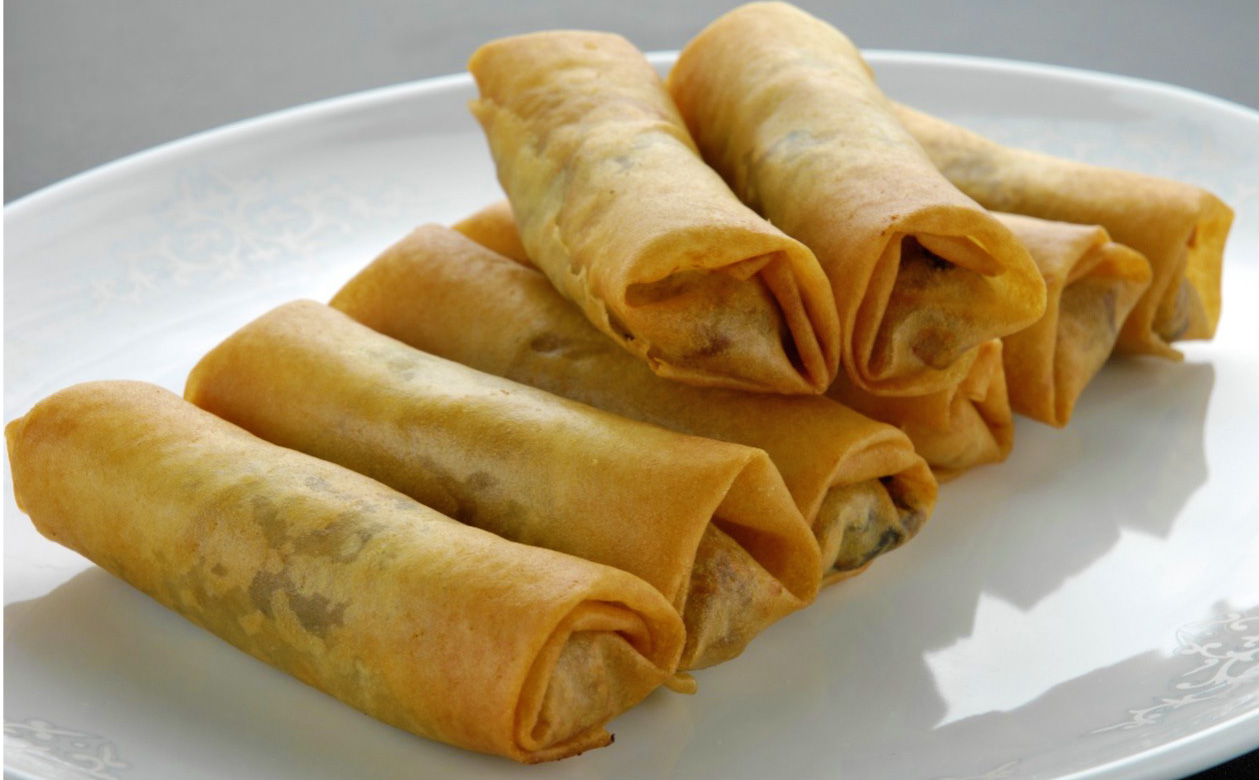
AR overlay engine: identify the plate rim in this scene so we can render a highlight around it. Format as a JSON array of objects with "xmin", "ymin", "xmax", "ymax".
[{"xmin": 7, "ymin": 49, "xmax": 1259, "ymax": 221}]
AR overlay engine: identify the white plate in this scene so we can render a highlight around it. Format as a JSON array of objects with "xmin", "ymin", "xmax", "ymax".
[{"xmin": 5, "ymin": 51, "xmax": 1259, "ymax": 780}]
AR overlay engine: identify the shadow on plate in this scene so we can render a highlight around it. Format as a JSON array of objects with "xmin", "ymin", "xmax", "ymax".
[{"xmin": 3, "ymin": 567, "xmax": 695, "ymax": 779}]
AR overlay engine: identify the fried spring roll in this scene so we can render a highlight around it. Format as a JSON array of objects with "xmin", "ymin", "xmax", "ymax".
[
  {"xmin": 468, "ymin": 30, "xmax": 840, "ymax": 395},
  {"xmin": 452, "ymin": 200, "xmax": 529, "ymax": 266},
  {"xmin": 186, "ymin": 301, "xmax": 820, "ymax": 670},
  {"xmin": 997, "ymin": 214, "xmax": 1152, "ymax": 426},
  {"xmin": 330, "ymin": 224, "xmax": 937, "ymax": 581},
  {"xmin": 6, "ymin": 381, "xmax": 685, "ymax": 763},
  {"xmin": 891, "ymin": 102, "xmax": 1233, "ymax": 359},
  {"xmin": 666, "ymin": 2, "xmax": 1046, "ymax": 396},
  {"xmin": 454, "ymin": 203, "xmax": 1009, "ymax": 479},
  {"xmin": 828, "ymin": 340, "xmax": 1013, "ymax": 480}
]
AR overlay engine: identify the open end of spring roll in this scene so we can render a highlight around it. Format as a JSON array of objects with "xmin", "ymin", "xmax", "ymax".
[
  {"xmin": 468, "ymin": 29, "xmax": 840, "ymax": 395},
  {"xmin": 186, "ymin": 301, "xmax": 819, "ymax": 670},
  {"xmin": 891, "ymin": 101, "xmax": 1233, "ymax": 359},
  {"xmin": 665, "ymin": 2, "xmax": 1046, "ymax": 396},
  {"xmin": 450, "ymin": 207, "xmax": 940, "ymax": 549},
  {"xmin": 997, "ymin": 213, "xmax": 1153, "ymax": 426},
  {"xmin": 330, "ymin": 223, "xmax": 938, "ymax": 581},
  {"xmin": 828, "ymin": 339, "xmax": 1014, "ymax": 480},
  {"xmin": 6, "ymin": 381, "xmax": 685, "ymax": 763}
]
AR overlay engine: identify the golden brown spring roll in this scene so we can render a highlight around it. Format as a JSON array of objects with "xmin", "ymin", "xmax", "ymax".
[
  {"xmin": 997, "ymin": 213, "xmax": 1152, "ymax": 426},
  {"xmin": 666, "ymin": 2, "xmax": 1046, "ymax": 396},
  {"xmin": 186, "ymin": 301, "xmax": 820, "ymax": 670},
  {"xmin": 330, "ymin": 224, "xmax": 938, "ymax": 581},
  {"xmin": 452, "ymin": 200, "xmax": 529, "ymax": 266},
  {"xmin": 6, "ymin": 381, "xmax": 685, "ymax": 763},
  {"xmin": 892, "ymin": 102, "xmax": 1233, "ymax": 359},
  {"xmin": 828, "ymin": 339, "xmax": 1013, "ymax": 481},
  {"xmin": 468, "ymin": 29, "xmax": 840, "ymax": 395}
]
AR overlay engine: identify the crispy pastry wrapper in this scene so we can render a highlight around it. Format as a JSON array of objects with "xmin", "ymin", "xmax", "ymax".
[
  {"xmin": 330, "ymin": 224, "xmax": 937, "ymax": 582},
  {"xmin": 5, "ymin": 381, "xmax": 685, "ymax": 763},
  {"xmin": 468, "ymin": 29, "xmax": 840, "ymax": 395},
  {"xmin": 665, "ymin": 2, "xmax": 1046, "ymax": 396},
  {"xmin": 452, "ymin": 200, "xmax": 530, "ymax": 266},
  {"xmin": 828, "ymin": 340, "xmax": 1013, "ymax": 481},
  {"xmin": 892, "ymin": 102, "xmax": 1233, "ymax": 358},
  {"xmin": 997, "ymin": 213, "xmax": 1153, "ymax": 426},
  {"xmin": 186, "ymin": 301, "xmax": 819, "ymax": 670}
]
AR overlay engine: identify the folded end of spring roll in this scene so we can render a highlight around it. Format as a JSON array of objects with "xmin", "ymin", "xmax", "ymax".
[
  {"xmin": 808, "ymin": 422, "xmax": 939, "ymax": 582},
  {"xmin": 828, "ymin": 339, "xmax": 1014, "ymax": 480},
  {"xmin": 7, "ymin": 381, "xmax": 685, "ymax": 763},
  {"xmin": 997, "ymin": 213, "xmax": 1153, "ymax": 427},
  {"xmin": 666, "ymin": 1, "xmax": 1046, "ymax": 397},
  {"xmin": 334, "ymin": 221, "xmax": 940, "ymax": 585},
  {"xmin": 856, "ymin": 207, "xmax": 1046, "ymax": 395},
  {"xmin": 189, "ymin": 300, "xmax": 821, "ymax": 670},
  {"xmin": 891, "ymin": 101, "xmax": 1232, "ymax": 359},
  {"xmin": 468, "ymin": 29, "xmax": 840, "ymax": 394}
]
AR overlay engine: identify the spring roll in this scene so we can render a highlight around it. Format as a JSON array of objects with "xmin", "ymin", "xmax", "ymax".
[
  {"xmin": 828, "ymin": 340, "xmax": 1013, "ymax": 480},
  {"xmin": 6, "ymin": 381, "xmax": 685, "ymax": 763},
  {"xmin": 997, "ymin": 214, "xmax": 1152, "ymax": 426},
  {"xmin": 892, "ymin": 102, "xmax": 1233, "ymax": 359},
  {"xmin": 186, "ymin": 301, "xmax": 820, "ymax": 670},
  {"xmin": 666, "ymin": 2, "xmax": 1046, "ymax": 396},
  {"xmin": 454, "ymin": 204, "xmax": 1007, "ymax": 479},
  {"xmin": 452, "ymin": 200, "xmax": 529, "ymax": 266},
  {"xmin": 330, "ymin": 224, "xmax": 937, "ymax": 581},
  {"xmin": 468, "ymin": 29, "xmax": 840, "ymax": 395}
]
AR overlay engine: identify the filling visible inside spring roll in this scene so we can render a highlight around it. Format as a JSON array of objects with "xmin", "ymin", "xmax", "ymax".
[
  {"xmin": 468, "ymin": 28, "xmax": 840, "ymax": 394},
  {"xmin": 996, "ymin": 213, "xmax": 1152, "ymax": 426},
  {"xmin": 829, "ymin": 339, "xmax": 1013, "ymax": 479},
  {"xmin": 891, "ymin": 101, "xmax": 1232, "ymax": 359},
  {"xmin": 814, "ymin": 477, "xmax": 925, "ymax": 582},
  {"xmin": 665, "ymin": 2, "xmax": 1046, "ymax": 395},
  {"xmin": 331, "ymin": 223, "xmax": 938, "ymax": 582},
  {"xmin": 186, "ymin": 300, "xmax": 820, "ymax": 670},
  {"xmin": 6, "ymin": 381, "xmax": 685, "ymax": 763}
]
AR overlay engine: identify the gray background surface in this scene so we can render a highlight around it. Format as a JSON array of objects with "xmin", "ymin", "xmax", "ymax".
[
  {"xmin": 5, "ymin": 0, "xmax": 1257, "ymax": 202},
  {"xmin": 3, "ymin": 1, "xmax": 1257, "ymax": 777}
]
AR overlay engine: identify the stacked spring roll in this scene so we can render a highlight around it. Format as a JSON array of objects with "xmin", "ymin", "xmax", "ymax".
[
  {"xmin": 828, "ymin": 339, "xmax": 1013, "ymax": 480},
  {"xmin": 454, "ymin": 202, "xmax": 1012, "ymax": 480},
  {"xmin": 892, "ymin": 102, "xmax": 1232, "ymax": 359},
  {"xmin": 6, "ymin": 381, "xmax": 686, "ymax": 763},
  {"xmin": 995, "ymin": 214, "xmax": 1152, "ymax": 426},
  {"xmin": 468, "ymin": 28, "xmax": 840, "ymax": 395},
  {"xmin": 828, "ymin": 215, "xmax": 1150, "ymax": 467},
  {"xmin": 665, "ymin": 1, "xmax": 1047, "ymax": 396},
  {"xmin": 185, "ymin": 301, "xmax": 821, "ymax": 670},
  {"xmin": 330, "ymin": 223, "xmax": 938, "ymax": 582}
]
